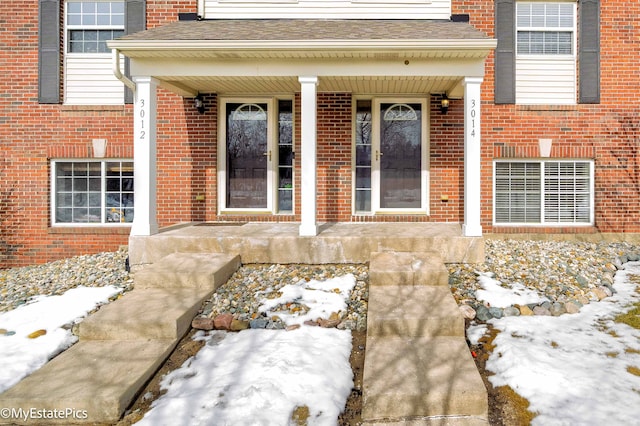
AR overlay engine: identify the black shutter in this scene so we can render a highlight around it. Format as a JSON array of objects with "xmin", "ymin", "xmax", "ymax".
[
  {"xmin": 494, "ymin": 0, "xmax": 516, "ymax": 104},
  {"xmin": 124, "ymin": 0, "xmax": 146, "ymax": 103},
  {"xmin": 38, "ymin": 0, "xmax": 60, "ymax": 104},
  {"xmin": 579, "ymin": 0, "xmax": 600, "ymax": 104}
]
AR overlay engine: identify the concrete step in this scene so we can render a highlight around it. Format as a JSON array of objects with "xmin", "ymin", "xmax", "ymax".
[
  {"xmin": 370, "ymin": 251, "xmax": 449, "ymax": 287},
  {"xmin": 0, "ymin": 339, "xmax": 176, "ymax": 425},
  {"xmin": 78, "ymin": 287, "xmax": 212, "ymax": 340},
  {"xmin": 367, "ymin": 286, "xmax": 464, "ymax": 338},
  {"xmin": 135, "ymin": 252, "xmax": 240, "ymax": 290},
  {"xmin": 361, "ymin": 336, "xmax": 488, "ymax": 422}
]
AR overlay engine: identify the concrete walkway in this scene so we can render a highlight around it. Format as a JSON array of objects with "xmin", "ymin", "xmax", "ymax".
[
  {"xmin": 0, "ymin": 253, "xmax": 240, "ymax": 425},
  {"xmin": 362, "ymin": 252, "xmax": 488, "ymax": 425},
  {"xmin": 0, "ymin": 225, "xmax": 488, "ymax": 424}
]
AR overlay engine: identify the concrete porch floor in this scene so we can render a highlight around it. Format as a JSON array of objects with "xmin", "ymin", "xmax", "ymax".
[{"xmin": 129, "ymin": 222, "xmax": 485, "ymax": 268}]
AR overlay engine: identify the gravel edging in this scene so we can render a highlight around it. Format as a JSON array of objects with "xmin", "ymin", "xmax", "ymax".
[
  {"xmin": 448, "ymin": 239, "xmax": 640, "ymax": 320},
  {"xmin": 0, "ymin": 248, "xmax": 133, "ymax": 313},
  {"xmin": 3, "ymin": 239, "xmax": 639, "ymax": 327}
]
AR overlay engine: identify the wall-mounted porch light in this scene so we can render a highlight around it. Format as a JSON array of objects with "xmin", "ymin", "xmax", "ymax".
[
  {"xmin": 440, "ymin": 94, "xmax": 450, "ymax": 115},
  {"xmin": 194, "ymin": 94, "xmax": 206, "ymax": 114}
]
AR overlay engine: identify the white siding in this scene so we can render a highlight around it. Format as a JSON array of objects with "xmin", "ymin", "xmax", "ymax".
[
  {"xmin": 515, "ymin": 57, "xmax": 576, "ymax": 105},
  {"xmin": 204, "ymin": 0, "xmax": 451, "ymax": 19},
  {"xmin": 64, "ymin": 56, "xmax": 125, "ymax": 105}
]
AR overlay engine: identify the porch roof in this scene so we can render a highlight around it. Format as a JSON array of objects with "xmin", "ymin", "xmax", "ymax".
[
  {"xmin": 108, "ymin": 19, "xmax": 496, "ymax": 97},
  {"xmin": 109, "ymin": 19, "xmax": 495, "ymax": 60}
]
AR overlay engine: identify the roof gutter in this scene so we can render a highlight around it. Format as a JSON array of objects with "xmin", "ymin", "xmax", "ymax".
[
  {"xmin": 112, "ymin": 48, "xmax": 136, "ymax": 92},
  {"xmin": 108, "ymin": 38, "xmax": 497, "ymax": 53}
]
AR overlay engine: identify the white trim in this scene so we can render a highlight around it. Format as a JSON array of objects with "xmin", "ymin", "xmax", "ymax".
[
  {"xmin": 462, "ymin": 77, "xmax": 483, "ymax": 237},
  {"xmin": 217, "ymin": 97, "xmax": 276, "ymax": 215},
  {"xmin": 50, "ymin": 159, "xmax": 134, "ymax": 227},
  {"xmin": 492, "ymin": 159, "xmax": 594, "ymax": 226},
  {"xmin": 370, "ymin": 97, "xmax": 429, "ymax": 215},
  {"xmin": 299, "ymin": 76, "xmax": 318, "ymax": 236},
  {"xmin": 130, "ymin": 76, "xmax": 158, "ymax": 236}
]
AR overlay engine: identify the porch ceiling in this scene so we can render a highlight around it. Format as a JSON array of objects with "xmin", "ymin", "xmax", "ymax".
[{"xmin": 155, "ymin": 75, "xmax": 463, "ymax": 95}]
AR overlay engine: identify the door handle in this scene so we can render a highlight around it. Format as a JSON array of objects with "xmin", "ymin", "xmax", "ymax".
[
  {"xmin": 263, "ymin": 150, "xmax": 272, "ymax": 161},
  {"xmin": 376, "ymin": 150, "xmax": 383, "ymax": 161}
]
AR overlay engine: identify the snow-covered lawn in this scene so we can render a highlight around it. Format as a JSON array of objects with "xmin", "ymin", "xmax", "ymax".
[
  {"xmin": 1, "ymin": 262, "xmax": 640, "ymax": 425},
  {"xmin": 0, "ymin": 286, "xmax": 123, "ymax": 393},
  {"xmin": 469, "ymin": 262, "xmax": 640, "ymax": 426}
]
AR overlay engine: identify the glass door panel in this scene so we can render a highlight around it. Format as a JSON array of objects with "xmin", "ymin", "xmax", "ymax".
[
  {"xmin": 379, "ymin": 103, "xmax": 422, "ymax": 209},
  {"xmin": 226, "ymin": 103, "xmax": 268, "ymax": 208}
]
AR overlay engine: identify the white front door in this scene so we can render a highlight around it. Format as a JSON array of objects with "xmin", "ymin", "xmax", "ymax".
[
  {"xmin": 219, "ymin": 99, "xmax": 273, "ymax": 212},
  {"xmin": 218, "ymin": 98, "xmax": 295, "ymax": 214},
  {"xmin": 356, "ymin": 98, "xmax": 429, "ymax": 214}
]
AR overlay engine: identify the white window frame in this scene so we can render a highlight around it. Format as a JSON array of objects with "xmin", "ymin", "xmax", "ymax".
[
  {"xmin": 352, "ymin": 97, "xmax": 430, "ymax": 216},
  {"xmin": 515, "ymin": 1, "xmax": 577, "ymax": 105},
  {"xmin": 51, "ymin": 159, "xmax": 134, "ymax": 227},
  {"xmin": 493, "ymin": 159, "xmax": 594, "ymax": 226},
  {"xmin": 65, "ymin": 0, "xmax": 125, "ymax": 56},
  {"xmin": 218, "ymin": 97, "xmax": 295, "ymax": 215},
  {"xmin": 516, "ymin": 2, "xmax": 576, "ymax": 57}
]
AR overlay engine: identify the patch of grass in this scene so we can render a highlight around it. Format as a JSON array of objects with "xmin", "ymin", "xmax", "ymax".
[
  {"xmin": 625, "ymin": 348, "xmax": 640, "ymax": 355},
  {"xmin": 627, "ymin": 366, "xmax": 640, "ymax": 377},
  {"xmin": 291, "ymin": 405, "xmax": 310, "ymax": 426},
  {"xmin": 550, "ymin": 341, "xmax": 559, "ymax": 348},
  {"xmin": 495, "ymin": 385, "xmax": 537, "ymax": 425},
  {"xmin": 605, "ymin": 351, "xmax": 619, "ymax": 358},
  {"xmin": 614, "ymin": 303, "xmax": 640, "ymax": 330}
]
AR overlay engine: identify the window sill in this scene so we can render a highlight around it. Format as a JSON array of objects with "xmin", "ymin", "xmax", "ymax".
[
  {"xmin": 49, "ymin": 226, "xmax": 131, "ymax": 235},
  {"xmin": 61, "ymin": 105, "xmax": 126, "ymax": 112},
  {"xmin": 517, "ymin": 105, "xmax": 579, "ymax": 112}
]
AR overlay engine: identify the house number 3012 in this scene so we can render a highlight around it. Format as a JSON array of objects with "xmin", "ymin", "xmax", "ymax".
[{"xmin": 139, "ymin": 99, "xmax": 146, "ymax": 140}]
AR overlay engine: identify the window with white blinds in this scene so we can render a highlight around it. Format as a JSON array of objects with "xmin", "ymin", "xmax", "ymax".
[{"xmin": 494, "ymin": 160, "xmax": 593, "ymax": 225}]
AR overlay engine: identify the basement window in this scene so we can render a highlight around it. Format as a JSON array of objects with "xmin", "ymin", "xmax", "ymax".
[
  {"xmin": 52, "ymin": 160, "xmax": 134, "ymax": 225},
  {"xmin": 494, "ymin": 160, "xmax": 593, "ymax": 225}
]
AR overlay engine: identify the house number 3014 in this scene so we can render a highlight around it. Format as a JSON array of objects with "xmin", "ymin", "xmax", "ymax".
[
  {"xmin": 470, "ymin": 99, "xmax": 477, "ymax": 138},
  {"xmin": 139, "ymin": 99, "xmax": 146, "ymax": 140}
]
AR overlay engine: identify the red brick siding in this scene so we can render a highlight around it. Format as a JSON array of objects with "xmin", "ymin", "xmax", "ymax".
[
  {"xmin": 454, "ymin": 0, "xmax": 640, "ymax": 233},
  {"xmin": 3, "ymin": 0, "xmax": 640, "ymax": 267},
  {"xmin": 1, "ymin": 1, "xmax": 194, "ymax": 267}
]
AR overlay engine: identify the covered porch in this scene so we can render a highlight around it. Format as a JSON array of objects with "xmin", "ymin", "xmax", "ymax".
[
  {"xmin": 108, "ymin": 18, "xmax": 496, "ymax": 252},
  {"xmin": 128, "ymin": 222, "xmax": 484, "ymax": 267}
]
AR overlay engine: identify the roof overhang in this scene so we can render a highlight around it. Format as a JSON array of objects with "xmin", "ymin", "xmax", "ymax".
[{"xmin": 107, "ymin": 19, "xmax": 496, "ymax": 96}]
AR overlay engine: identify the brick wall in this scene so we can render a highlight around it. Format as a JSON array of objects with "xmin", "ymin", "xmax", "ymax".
[
  {"xmin": 0, "ymin": 1, "xmax": 197, "ymax": 267},
  {"xmin": 454, "ymin": 0, "xmax": 640, "ymax": 233},
  {"xmin": 2, "ymin": 0, "xmax": 639, "ymax": 268}
]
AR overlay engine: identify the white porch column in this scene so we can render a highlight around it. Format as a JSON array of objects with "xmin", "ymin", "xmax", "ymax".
[
  {"xmin": 462, "ymin": 77, "xmax": 483, "ymax": 237},
  {"xmin": 298, "ymin": 76, "xmax": 318, "ymax": 236},
  {"xmin": 130, "ymin": 76, "xmax": 158, "ymax": 236}
]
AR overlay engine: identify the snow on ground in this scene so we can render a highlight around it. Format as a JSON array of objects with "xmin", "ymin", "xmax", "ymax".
[
  {"xmin": 0, "ymin": 286, "xmax": 123, "ymax": 393},
  {"xmin": 469, "ymin": 262, "xmax": 640, "ymax": 426},
  {"xmin": 476, "ymin": 272, "xmax": 549, "ymax": 308},
  {"xmin": 136, "ymin": 274, "xmax": 356, "ymax": 426},
  {"xmin": 3, "ymin": 262, "xmax": 640, "ymax": 426}
]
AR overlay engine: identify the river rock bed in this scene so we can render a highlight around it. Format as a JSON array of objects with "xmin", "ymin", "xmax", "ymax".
[
  {"xmin": 0, "ymin": 248, "xmax": 133, "ymax": 313},
  {"xmin": 448, "ymin": 239, "xmax": 640, "ymax": 321},
  {"xmin": 2, "ymin": 239, "xmax": 638, "ymax": 326},
  {"xmin": 194, "ymin": 263, "xmax": 370, "ymax": 331}
]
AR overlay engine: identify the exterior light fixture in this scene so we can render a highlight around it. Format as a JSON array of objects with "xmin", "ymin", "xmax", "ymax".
[
  {"xmin": 194, "ymin": 95, "xmax": 205, "ymax": 114},
  {"xmin": 440, "ymin": 94, "xmax": 449, "ymax": 115}
]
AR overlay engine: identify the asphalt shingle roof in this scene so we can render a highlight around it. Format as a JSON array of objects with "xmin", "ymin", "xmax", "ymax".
[{"xmin": 118, "ymin": 19, "xmax": 491, "ymax": 42}]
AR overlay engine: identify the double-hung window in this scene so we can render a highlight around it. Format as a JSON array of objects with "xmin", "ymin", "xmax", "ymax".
[
  {"xmin": 52, "ymin": 160, "xmax": 134, "ymax": 225},
  {"xmin": 515, "ymin": 2, "xmax": 576, "ymax": 104},
  {"xmin": 494, "ymin": 160, "xmax": 593, "ymax": 225},
  {"xmin": 64, "ymin": 1, "xmax": 126, "ymax": 104}
]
